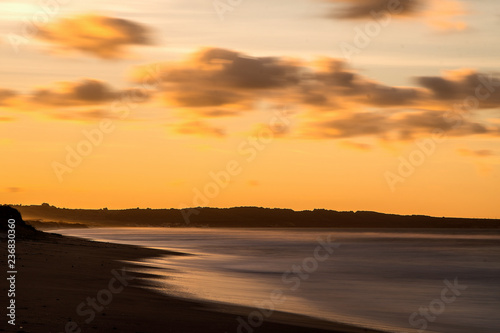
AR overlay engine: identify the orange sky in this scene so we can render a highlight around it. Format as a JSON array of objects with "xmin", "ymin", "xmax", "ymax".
[{"xmin": 1, "ymin": 0, "xmax": 499, "ymax": 218}]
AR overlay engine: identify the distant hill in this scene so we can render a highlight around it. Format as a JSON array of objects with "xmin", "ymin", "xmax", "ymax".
[{"xmin": 9, "ymin": 204, "xmax": 500, "ymax": 230}]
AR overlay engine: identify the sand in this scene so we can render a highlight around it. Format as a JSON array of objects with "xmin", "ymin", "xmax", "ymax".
[{"xmin": 1, "ymin": 231, "xmax": 385, "ymax": 333}]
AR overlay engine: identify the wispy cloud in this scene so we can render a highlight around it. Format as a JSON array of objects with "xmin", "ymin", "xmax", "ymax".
[
  {"xmin": 29, "ymin": 79, "xmax": 120, "ymax": 106},
  {"xmin": 458, "ymin": 148, "xmax": 496, "ymax": 158},
  {"xmin": 0, "ymin": 89, "xmax": 18, "ymax": 106},
  {"xmin": 4, "ymin": 79, "xmax": 149, "ymax": 121},
  {"xmin": 5, "ymin": 187, "xmax": 22, "ymax": 193},
  {"xmin": 36, "ymin": 14, "xmax": 153, "ymax": 59},
  {"xmin": 323, "ymin": 0, "xmax": 468, "ymax": 32},
  {"xmin": 324, "ymin": 0, "xmax": 425, "ymax": 19},
  {"xmin": 417, "ymin": 69, "xmax": 500, "ymax": 108}
]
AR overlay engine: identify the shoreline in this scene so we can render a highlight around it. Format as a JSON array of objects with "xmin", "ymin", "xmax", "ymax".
[{"xmin": 3, "ymin": 231, "xmax": 387, "ymax": 333}]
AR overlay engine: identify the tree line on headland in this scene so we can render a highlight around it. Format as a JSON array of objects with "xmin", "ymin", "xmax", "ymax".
[{"xmin": 9, "ymin": 204, "xmax": 500, "ymax": 229}]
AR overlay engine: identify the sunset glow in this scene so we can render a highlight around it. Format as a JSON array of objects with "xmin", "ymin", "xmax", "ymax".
[{"xmin": 1, "ymin": 0, "xmax": 499, "ymax": 218}]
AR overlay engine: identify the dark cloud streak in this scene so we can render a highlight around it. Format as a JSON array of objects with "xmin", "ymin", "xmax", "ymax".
[{"xmin": 324, "ymin": 0, "xmax": 425, "ymax": 20}]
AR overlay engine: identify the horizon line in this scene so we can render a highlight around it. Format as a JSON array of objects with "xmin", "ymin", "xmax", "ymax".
[{"xmin": 6, "ymin": 203, "xmax": 499, "ymax": 221}]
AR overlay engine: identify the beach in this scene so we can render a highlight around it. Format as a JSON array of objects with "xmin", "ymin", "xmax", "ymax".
[
  {"xmin": 2, "ymin": 231, "xmax": 384, "ymax": 333},
  {"xmin": 52, "ymin": 227, "xmax": 500, "ymax": 333}
]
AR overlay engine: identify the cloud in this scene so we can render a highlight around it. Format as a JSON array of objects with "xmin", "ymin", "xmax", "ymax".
[
  {"xmin": 5, "ymin": 187, "xmax": 22, "ymax": 193},
  {"xmin": 128, "ymin": 48, "xmax": 499, "ymax": 140},
  {"xmin": 130, "ymin": 47, "xmax": 302, "ymax": 113},
  {"xmin": 310, "ymin": 112, "xmax": 388, "ymax": 138},
  {"xmin": 29, "ymin": 79, "xmax": 149, "ymax": 108},
  {"xmin": 458, "ymin": 148, "xmax": 496, "ymax": 158},
  {"xmin": 363, "ymin": 86, "xmax": 422, "ymax": 106},
  {"xmin": 132, "ymin": 47, "xmax": 301, "ymax": 91},
  {"xmin": 37, "ymin": 14, "xmax": 153, "ymax": 59},
  {"xmin": 396, "ymin": 110, "xmax": 492, "ymax": 138},
  {"xmin": 307, "ymin": 110, "xmax": 497, "ymax": 140},
  {"xmin": 301, "ymin": 58, "xmax": 425, "ymax": 108},
  {"xmin": 323, "ymin": 0, "xmax": 468, "ymax": 32},
  {"xmin": 51, "ymin": 109, "xmax": 120, "ymax": 122},
  {"xmin": 0, "ymin": 89, "xmax": 17, "ymax": 106},
  {"xmin": 458, "ymin": 148, "xmax": 497, "ymax": 176},
  {"xmin": 131, "ymin": 49, "xmax": 425, "ymax": 127},
  {"xmin": 169, "ymin": 89, "xmax": 243, "ymax": 108},
  {"xmin": 4, "ymin": 46, "xmax": 480, "ymax": 139},
  {"xmin": 324, "ymin": 0, "xmax": 425, "ymax": 20},
  {"xmin": 190, "ymin": 48, "xmax": 301, "ymax": 89},
  {"xmin": 8, "ymin": 79, "xmax": 150, "ymax": 121},
  {"xmin": 170, "ymin": 120, "xmax": 225, "ymax": 138},
  {"xmin": 198, "ymin": 109, "xmax": 243, "ymax": 117},
  {"xmin": 30, "ymin": 79, "xmax": 117, "ymax": 106},
  {"xmin": 416, "ymin": 70, "xmax": 500, "ymax": 108}
]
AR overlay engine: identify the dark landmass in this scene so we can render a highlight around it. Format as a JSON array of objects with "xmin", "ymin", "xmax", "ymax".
[
  {"xmin": 0, "ymin": 206, "xmax": 385, "ymax": 333},
  {"xmin": 23, "ymin": 219, "xmax": 89, "ymax": 230},
  {"xmin": 11, "ymin": 203, "xmax": 500, "ymax": 229}
]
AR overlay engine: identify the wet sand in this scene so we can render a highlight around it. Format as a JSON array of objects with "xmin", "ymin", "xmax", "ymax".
[{"xmin": 1, "ymin": 231, "xmax": 385, "ymax": 333}]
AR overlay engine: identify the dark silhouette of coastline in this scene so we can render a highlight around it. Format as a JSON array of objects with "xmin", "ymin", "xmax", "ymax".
[
  {"xmin": 0, "ymin": 205, "xmax": 39, "ymax": 238},
  {"xmin": 10, "ymin": 204, "xmax": 500, "ymax": 229}
]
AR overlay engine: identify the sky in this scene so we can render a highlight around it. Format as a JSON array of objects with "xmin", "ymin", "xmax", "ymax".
[{"xmin": 0, "ymin": 0, "xmax": 499, "ymax": 218}]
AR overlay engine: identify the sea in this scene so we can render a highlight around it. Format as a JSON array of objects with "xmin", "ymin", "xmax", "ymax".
[{"xmin": 55, "ymin": 228, "xmax": 500, "ymax": 333}]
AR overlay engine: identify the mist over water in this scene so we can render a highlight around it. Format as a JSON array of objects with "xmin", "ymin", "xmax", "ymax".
[{"xmin": 57, "ymin": 228, "xmax": 500, "ymax": 333}]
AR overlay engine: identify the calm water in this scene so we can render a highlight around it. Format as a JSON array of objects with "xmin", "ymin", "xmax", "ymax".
[{"xmin": 56, "ymin": 228, "xmax": 500, "ymax": 333}]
